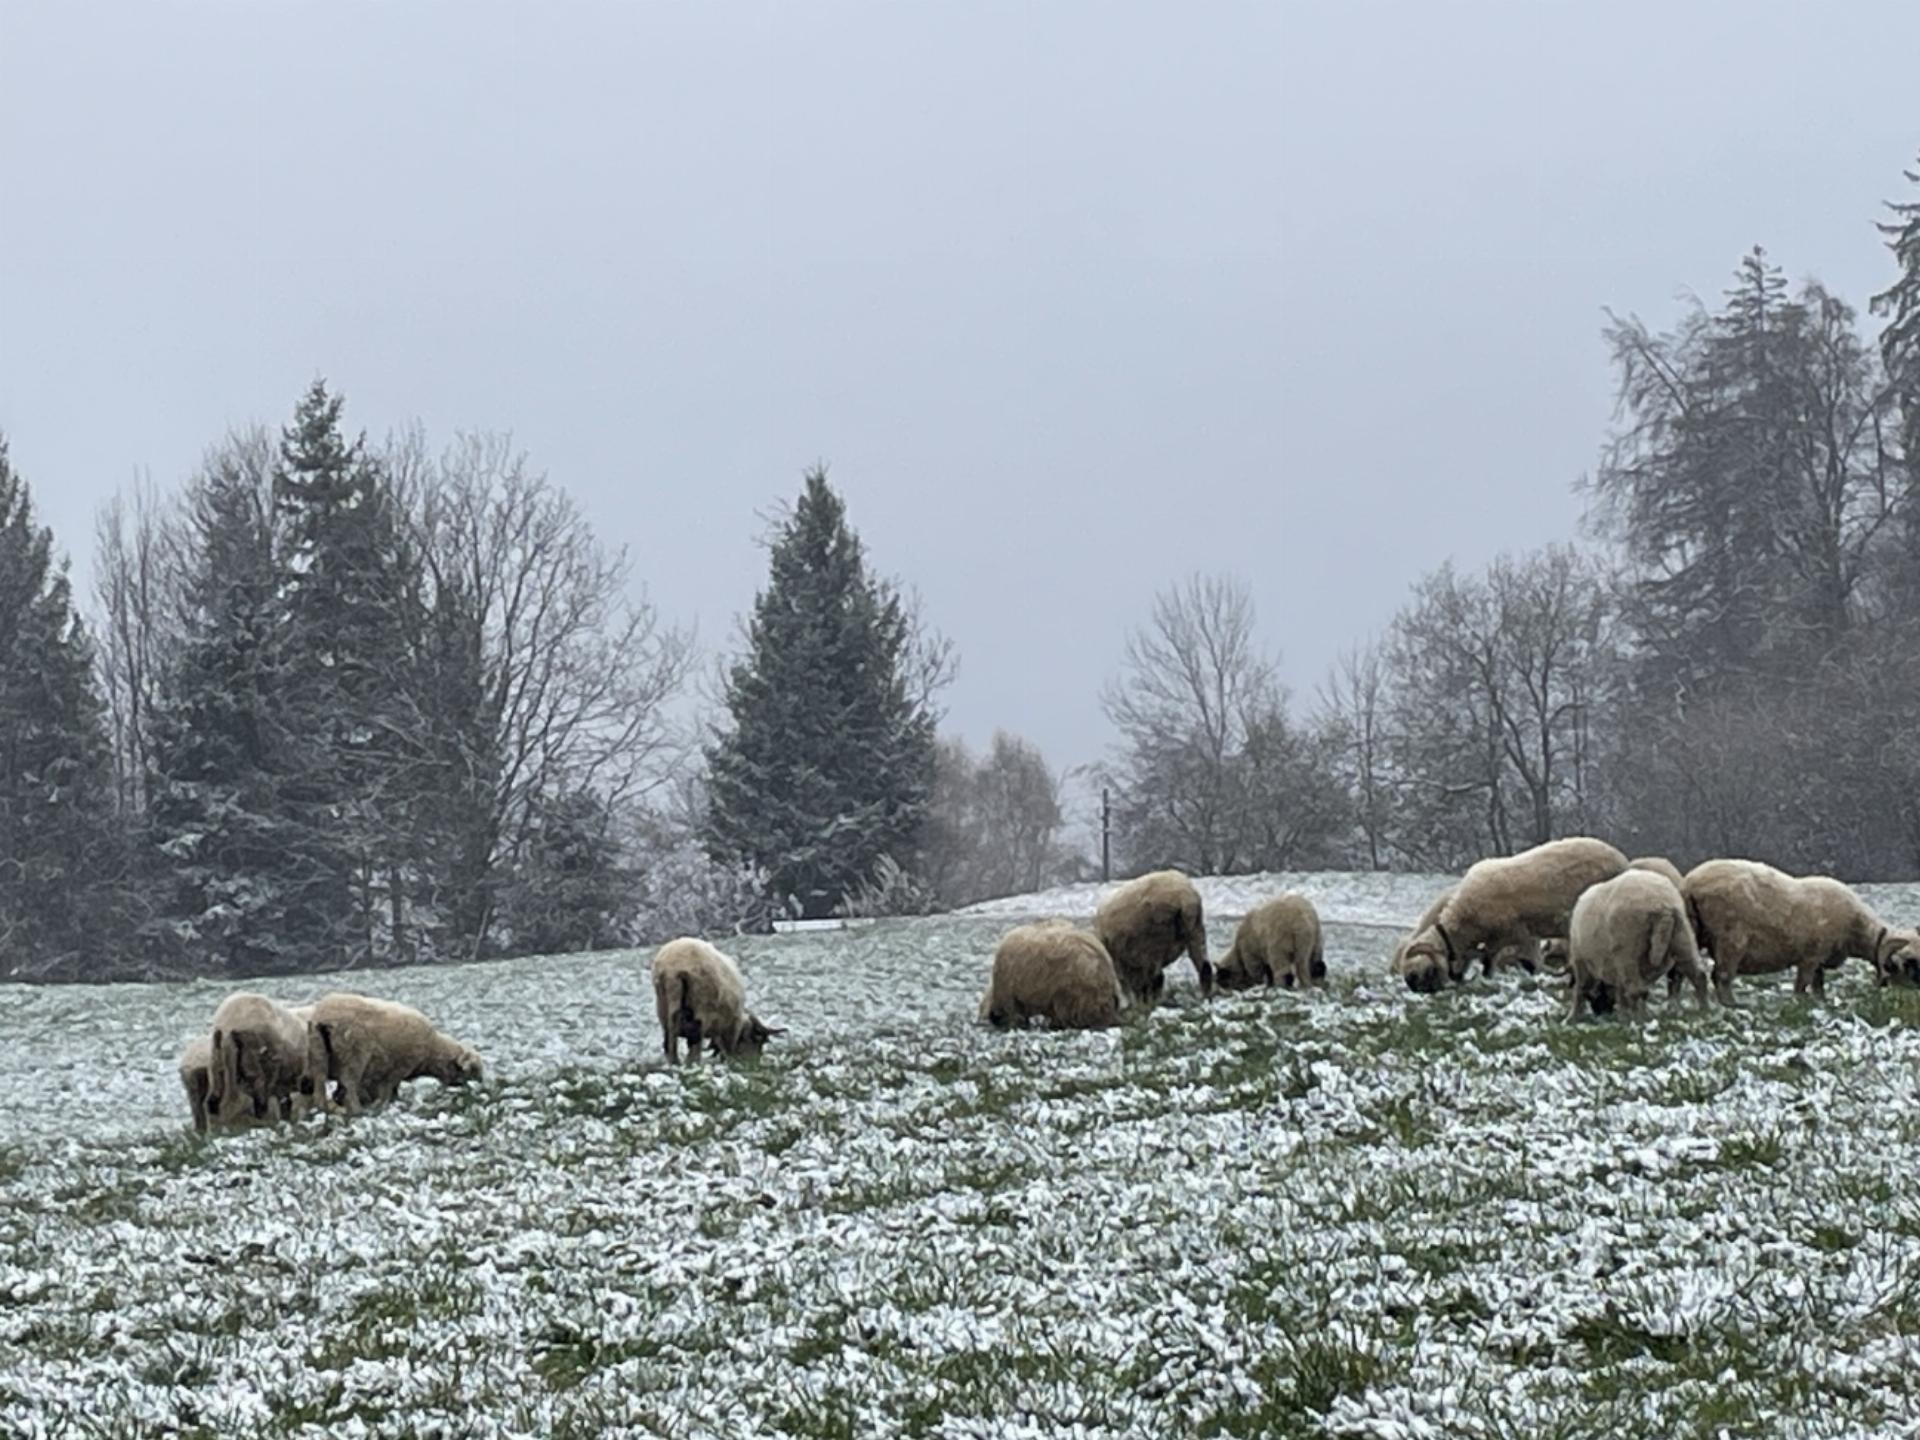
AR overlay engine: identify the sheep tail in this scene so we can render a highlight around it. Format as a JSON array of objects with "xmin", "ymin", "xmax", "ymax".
[
  {"xmin": 211, "ymin": 1027, "xmax": 237, "ymax": 1115},
  {"xmin": 1646, "ymin": 907, "xmax": 1677, "ymax": 982}
]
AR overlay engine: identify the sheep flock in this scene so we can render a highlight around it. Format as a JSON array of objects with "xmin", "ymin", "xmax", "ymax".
[
  {"xmin": 13, "ymin": 844, "xmax": 1920, "ymax": 1436},
  {"xmin": 162, "ymin": 839, "xmax": 1920, "ymax": 1140}
]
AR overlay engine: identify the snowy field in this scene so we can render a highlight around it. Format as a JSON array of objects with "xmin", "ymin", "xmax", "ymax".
[{"xmin": 7, "ymin": 873, "xmax": 1920, "ymax": 1436}]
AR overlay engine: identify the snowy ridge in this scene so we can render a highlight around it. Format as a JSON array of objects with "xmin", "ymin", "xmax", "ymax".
[{"xmin": 958, "ymin": 868, "xmax": 1458, "ymax": 930}]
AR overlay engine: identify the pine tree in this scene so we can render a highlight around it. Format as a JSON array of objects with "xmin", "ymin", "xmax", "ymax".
[
  {"xmin": 145, "ymin": 442, "xmax": 316, "ymax": 973},
  {"xmin": 705, "ymin": 468, "xmax": 937, "ymax": 918},
  {"xmin": 498, "ymin": 787, "xmax": 632, "ymax": 955},
  {"xmin": 274, "ymin": 380, "xmax": 425, "ymax": 962},
  {"xmin": 1872, "ymin": 155, "xmax": 1920, "ymax": 616},
  {"xmin": 0, "ymin": 437, "xmax": 124, "ymax": 977},
  {"xmin": 1596, "ymin": 249, "xmax": 1892, "ymax": 689},
  {"xmin": 1873, "ymin": 155, "xmax": 1920, "ymax": 394}
]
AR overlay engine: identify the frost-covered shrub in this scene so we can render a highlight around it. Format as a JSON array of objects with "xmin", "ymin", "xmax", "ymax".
[
  {"xmin": 836, "ymin": 853, "xmax": 938, "ymax": 919},
  {"xmin": 629, "ymin": 837, "xmax": 774, "ymax": 944}
]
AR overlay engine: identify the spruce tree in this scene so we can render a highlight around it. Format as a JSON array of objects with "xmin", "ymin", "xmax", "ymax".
[
  {"xmin": 274, "ymin": 380, "xmax": 424, "ymax": 962},
  {"xmin": 1873, "ymin": 155, "xmax": 1920, "ymax": 394},
  {"xmin": 0, "ymin": 437, "xmax": 123, "ymax": 977},
  {"xmin": 145, "ymin": 442, "xmax": 314, "ymax": 973},
  {"xmin": 1873, "ymin": 155, "xmax": 1920, "ymax": 615},
  {"xmin": 705, "ymin": 468, "xmax": 937, "ymax": 918}
]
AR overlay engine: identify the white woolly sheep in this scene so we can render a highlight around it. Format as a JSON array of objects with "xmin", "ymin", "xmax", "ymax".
[
  {"xmin": 1393, "ymin": 888, "xmax": 1557, "ymax": 991},
  {"xmin": 1683, "ymin": 859, "xmax": 1920, "ymax": 1001},
  {"xmin": 1093, "ymin": 870, "xmax": 1211, "ymax": 1003},
  {"xmin": 177, "ymin": 1035, "xmax": 258, "ymax": 1135},
  {"xmin": 207, "ymin": 992, "xmax": 330, "ymax": 1123},
  {"xmin": 1627, "ymin": 855, "xmax": 1686, "ymax": 890},
  {"xmin": 1216, "ymin": 895, "xmax": 1324, "ymax": 991},
  {"xmin": 1394, "ymin": 837, "xmax": 1628, "ymax": 994},
  {"xmin": 305, "ymin": 993, "xmax": 484, "ymax": 1114},
  {"xmin": 651, "ymin": 937, "xmax": 783, "ymax": 1065},
  {"xmin": 1564, "ymin": 869, "xmax": 1710, "ymax": 1019},
  {"xmin": 979, "ymin": 920, "xmax": 1126, "ymax": 1030}
]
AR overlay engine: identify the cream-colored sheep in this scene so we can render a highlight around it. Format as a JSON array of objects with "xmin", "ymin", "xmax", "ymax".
[
  {"xmin": 979, "ymin": 920, "xmax": 1126, "ymax": 1029},
  {"xmin": 1393, "ymin": 886, "xmax": 1557, "ymax": 992},
  {"xmin": 207, "ymin": 992, "xmax": 330, "ymax": 1123},
  {"xmin": 179, "ymin": 1034, "xmax": 216, "ymax": 1134},
  {"xmin": 1093, "ymin": 870, "xmax": 1211, "ymax": 1003},
  {"xmin": 1627, "ymin": 855, "xmax": 1686, "ymax": 890},
  {"xmin": 304, "ymin": 993, "xmax": 484, "ymax": 1114},
  {"xmin": 1683, "ymin": 859, "xmax": 1920, "ymax": 1001},
  {"xmin": 1395, "ymin": 837, "xmax": 1628, "ymax": 993},
  {"xmin": 1564, "ymin": 870, "xmax": 1710, "ymax": 1019},
  {"xmin": 177, "ymin": 1035, "xmax": 253, "ymax": 1135},
  {"xmin": 1216, "ymin": 895, "xmax": 1324, "ymax": 991},
  {"xmin": 651, "ymin": 937, "xmax": 783, "ymax": 1065},
  {"xmin": 181, "ymin": 1013, "xmax": 330, "ymax": 1133}
]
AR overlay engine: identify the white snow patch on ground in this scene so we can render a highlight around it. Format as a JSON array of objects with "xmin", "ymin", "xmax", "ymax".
[{"xmin": 5, "ymin": 872, "xmax": 1920, "ymax": 1436}]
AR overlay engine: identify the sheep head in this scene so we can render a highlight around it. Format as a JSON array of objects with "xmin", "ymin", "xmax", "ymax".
[
  {"xmin": 1211, "ymin": 944, "xmax": 1263, "ymax": 992},
  {"xmin": 1873, "ymin": 928, "xmax": 1920, "ymax": 987},
  {"xmin": 718, "ymin": 1015, "xmax": 786, "ymax": 1059},
  {"xmin": 436, "ymin": 1045, "xmax": 485, "ymax": 1085}
]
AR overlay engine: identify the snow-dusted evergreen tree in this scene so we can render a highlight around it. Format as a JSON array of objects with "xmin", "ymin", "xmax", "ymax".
[
  {"xmin": 1873, "ymin": 155, "xmax": 1920, "ymax": 618},
  {"xmin": 0, "ymin": 438, "xmax": 125, "ymax": 978},
  {"xmin": 1874, "ymin": 155, "xmax": 1920, "ymax": 402},
  {"xmin": 143, "ymin": 440, "xmax": 317, "ymax": 973},
  {"xmin": 275, "ymin": 380, "xmax": 425, "ymax": 962},
  {"xmin": 705, "ymin": 468, "xmax": 937, "ymax": 919},
  {"xmin": 497, "ymin": 787, "xmax": 633, "ymax": 955}
]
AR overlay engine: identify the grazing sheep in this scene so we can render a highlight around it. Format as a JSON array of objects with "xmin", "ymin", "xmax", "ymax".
[
  {"xmin": 1217, "ymin": 895, "xmax": 1324, "ymax": 991},
  {"xmin": 979, "ymin": 920, "xmax": 1126, "ymax": 1029},
  {"xmin": 1628, "ymin": 855, "xmax": 1686, "ymax": 890},
  {"xmin": 179, "ymin": 1035, "xmax": 215, "ymax": 1134},
  {"xmin": 651, "ymin": 937, "xmax": 783, "ymax": 1065},
  {"xmin": 1093, "ymin": 870, "xmax": 1211, "ymax": 1003},
  {"xmin": 207, "ymin": 992, "xmax": 330, "ymax": 1123},
  {"xmin": 1682, "ymin": 859, "xmax": 1920, "ymax": 1001},
  {"xmin": 176, "ymin": 1035, "xmax": 258, "ymax": 1134},
  {"xmin": 1564, "ymin": 870, "xmax": 1710, "ymax": 1019},
  {"xmin": 1393, "ymin": 887, "xmax": 1557, "ymax": 992},
  {"xmin": 1395, "ymin": 837, "xmax": 1629, "ymax": 994},
  {"xmin": 305, "ymin": 994, "xmax": 484, "ymax": 1114}
]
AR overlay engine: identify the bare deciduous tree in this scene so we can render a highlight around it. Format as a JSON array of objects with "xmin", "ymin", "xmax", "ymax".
[
  {"xmin": 923, "ymin": 731, "xmax": 1073, "ymax": 905},
  {"xmin": 404, "ymin": 432, "xmax": 694, "ymax": 956},
  {"xmin": 1317, "ymin": 641, "xmax": 1391, "ymax": 870},
  {"xmin": 1102, "ymin": 574, "xmax": 1344, "ymax": 875},
  {"xmin": 1384, "ymin": 546, "xmax": 1614, "ymax": 866}
]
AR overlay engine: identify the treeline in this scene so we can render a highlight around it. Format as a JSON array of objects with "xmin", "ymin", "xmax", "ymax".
[
  {"xmin": 4, "ymin": 160, "xmax": 1919, "ymax": 980},
  {"xmin": 1102, "ymin": 161, "xmax": 1920, "ymax": 882}
]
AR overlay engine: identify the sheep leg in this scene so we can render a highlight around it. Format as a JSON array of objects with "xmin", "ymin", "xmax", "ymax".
[
  {"xmin": 1712, "ymin": 949, "xmax": 1741, "ymax": 1007},
  {"xmin": 337, "ymin": 1056, "xmax": 368, "ymax": 1116},
  {"xmin": 1564, "ymin": 962, "xmax": 1587, "ymax": 1021},
  {"xmin": 1190, "ymin": 946, "xmax": 1214, "ymax": 999}
]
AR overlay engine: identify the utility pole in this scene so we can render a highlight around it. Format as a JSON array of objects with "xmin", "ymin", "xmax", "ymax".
[{"xmin": 1100, "ymin": 787, "xmax": 1111, "ymax": 882}]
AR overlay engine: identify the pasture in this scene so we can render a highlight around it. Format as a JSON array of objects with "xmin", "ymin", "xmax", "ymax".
[{"xmin": 5, "ymin": 873, "xmax": 1920, "ymax": 1438}]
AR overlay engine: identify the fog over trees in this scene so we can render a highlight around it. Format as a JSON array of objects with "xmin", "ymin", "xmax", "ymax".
[{"xmin": 3, "ymin": 159, "xmax": 1920, "ymax": 979}]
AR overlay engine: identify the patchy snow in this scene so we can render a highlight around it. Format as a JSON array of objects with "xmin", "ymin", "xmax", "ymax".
[
  {"xmin": 957, "ymin": 869, "xmax": 1459, "ymax": 931},
  {"xmin": 5, "ymin": 872, "xmax": 1920, "ymax": 1436}
]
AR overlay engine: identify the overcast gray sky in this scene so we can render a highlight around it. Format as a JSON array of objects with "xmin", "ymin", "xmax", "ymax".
[{"xmin": 4, "ymin": 2, "xmax": 1918, "ymax": 781}]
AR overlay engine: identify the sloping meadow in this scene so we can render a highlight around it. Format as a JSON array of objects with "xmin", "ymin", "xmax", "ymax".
[{"xmin": 5, "ymin": 882, "xmax": 1920, "ymax": 1436}]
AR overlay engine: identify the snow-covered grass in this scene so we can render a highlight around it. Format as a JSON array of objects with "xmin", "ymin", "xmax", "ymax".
[{"xmin": 7, "ymin": 875, "xmax": 1920, "ymax": 1437}]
